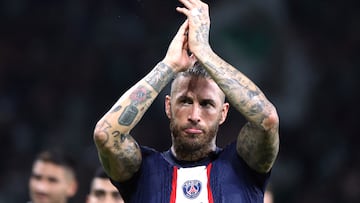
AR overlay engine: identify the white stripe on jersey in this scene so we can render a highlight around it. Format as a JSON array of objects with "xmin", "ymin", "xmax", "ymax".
[{"xmin": 175, "ymin": 165, "xmax": 210, "ymax": 203}]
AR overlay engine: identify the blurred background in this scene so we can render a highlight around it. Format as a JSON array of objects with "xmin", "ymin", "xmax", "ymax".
[{"xmin": 0, "ymin": 0, "xmax": 359, "ymax": 202}]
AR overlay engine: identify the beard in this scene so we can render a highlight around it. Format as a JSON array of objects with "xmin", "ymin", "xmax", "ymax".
[{"xmin": 170, "ymin": 118, "xmax": 219, "ymax": 156}]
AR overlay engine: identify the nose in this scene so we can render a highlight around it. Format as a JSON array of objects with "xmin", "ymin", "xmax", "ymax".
[
  {"xmin": 32, "ymin": 180, "xmax": 48, "ymax": 193},
  {"xmin": 188, "ymin": 105, "xmax": 201, "ymax": 123},
  {"xmin": 99, "ymin": 194, "xmax": 119, "ymax": 203},
  {"xmin": 104, "ymin": 197, "xmax": 117, "ymax": 203}
]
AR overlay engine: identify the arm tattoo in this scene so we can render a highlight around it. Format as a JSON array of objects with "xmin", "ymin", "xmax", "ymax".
[
  {"xmin": 110, "ymin": 105, "xmax": 122, "ymax": 113},
  {"xmin": 237, "ymin": 122, "xmax": 279, "ymax": 173},
  {"xmin": 119, "ymin": 63, "xmax": 173, "ymax": 126},
  {"xmin": 145, "ymin": 62, "xmax": 174, "ymax": 92},
  {"xmin": 129, "ymin": 86, "xmax": 152, "ymax": 105},
  {"xmin": 196, "ymin": 23, "xmax": 209, "ymax": 45},
  {"xmin": 113, "ymin": 133, "xmax": 141, "ymax": 174},
  {"xmin": 118, "ymin": 85, "xmax": 152, "ymax": 126},
  {"xmin": 200, "ymin": 51, "xmax": 279, "ymax": 172},
  {"xmin": 204, "ymin": 61, "xmax": 266, "ymax": 121},
  {"xmin": 112, "ymin": 130, "xmax": 121, "ymax": 150},
  {"xmin": 118, "ymin": 104, "xmax": 138, "ymax": 126}
]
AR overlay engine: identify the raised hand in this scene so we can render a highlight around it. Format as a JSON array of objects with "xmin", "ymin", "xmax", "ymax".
[
  {"xmin": 163, "ymin": 20, "xmax": 197, "ymax": 73},
  {"xmin": 176, "ymin": 0, "xmax": 211, "ymax": 54}
]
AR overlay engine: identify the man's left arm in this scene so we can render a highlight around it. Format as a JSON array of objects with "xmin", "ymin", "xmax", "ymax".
[
  {"xmin": 177, "ymin": 0, "xmax": 279, "ymax": 174},
  {"xmin": 200, "ymin": 50, "xmax": 279, "ymax": 174}
]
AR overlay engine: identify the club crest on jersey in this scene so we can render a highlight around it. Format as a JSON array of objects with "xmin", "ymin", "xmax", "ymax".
[{"xmin": 182, "ymin": 180, "xmax": 202, "ymax": 199}]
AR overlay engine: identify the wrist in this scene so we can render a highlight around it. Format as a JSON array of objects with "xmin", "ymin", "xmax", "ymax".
[
  {"xmin": 144, "ymin": 62, "xmax": 175, "ymax": 93},
  {"xmin": 191, "ymin": 45, "xmax": 213, "ymax": 62},
  {"xmin": 161, "ymin": 59, "xmax": 181, "ymax": 73}
]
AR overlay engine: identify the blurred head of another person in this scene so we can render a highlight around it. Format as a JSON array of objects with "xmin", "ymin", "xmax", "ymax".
[
  {"xmin": 28, "ymin": 149, "xmax": 78, "ymax": 203},
  {"xmin": 86, "ymin": 167, "xmax": 124, "ymax": 203}
]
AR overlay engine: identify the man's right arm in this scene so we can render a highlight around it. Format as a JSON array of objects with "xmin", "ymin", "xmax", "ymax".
[
  {"xmin": 93, "ymin": 19, "xmax": 194, "ymax": 182},
  {"xmin": 93, "ymin": 62, "xmax": 175, "ymax": 182}
]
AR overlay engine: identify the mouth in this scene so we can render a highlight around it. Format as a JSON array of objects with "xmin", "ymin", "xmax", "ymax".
[
  {"xmin": 184, "ymin": 128, "xmax": 202, "ymax": 134},
  {"xmin": 34, "ymin": 193, "xmax": 49, "ymax": 201}
]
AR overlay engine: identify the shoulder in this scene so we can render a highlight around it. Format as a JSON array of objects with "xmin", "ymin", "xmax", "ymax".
[
  {"xmin": 215, "ymin": 141, "xmax": 271, "ymax": 189},
  {"xmin": 140, "ymin": 146, "xmax": 163, "ymax": 165},
  {"xmin": 140, "ymin": 145, "xmax": 158, "ymax": 155}
]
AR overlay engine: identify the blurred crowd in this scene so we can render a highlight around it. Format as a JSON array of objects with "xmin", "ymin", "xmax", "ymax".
[{"xmin": 0, "ymin": 0, "xmax": 359, "ymax": 202}]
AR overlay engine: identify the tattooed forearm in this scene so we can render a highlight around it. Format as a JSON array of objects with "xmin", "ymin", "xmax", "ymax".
[
  {"xmin": 145, "ymin": 62, "xmax": 175, "ymax": 92},
  {"xmin": 118, "ymin": 104, "xmax": 138, "ymax": 126},
  {"xmin": 110, "ymin": 105, "xmax": 122, "ymax": 113},
  {"xmin": 195, "ymin": 23, "xmax": 210, "ymax": 45},
  {"xmin": 118, "ymin": 85, "xmax": 152, "ymax": 126},
  {"xmin": 129, "ymin": 86, "xmax": 152, "ymax": 105},
  {"xmin": 203, "ymin": 61, "xmax": 268, "ymax": 121}
]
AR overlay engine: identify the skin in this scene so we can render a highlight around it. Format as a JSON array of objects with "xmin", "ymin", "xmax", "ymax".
[
  {"xmin": 264, "ymin": 190, "xmax": 274, "ymax": 203},
  {"xmin": 86, "ymin": 178, "xmax": 124, "ymax": 203},
  {"xmin": 93, "ymin": 0, "xmax": 279, "ymax": 184},
  {"xmin": 29, "ymin": 160, "xmax": 77, "ymax": 203},
  {"xmin": 165, "ymin": 76, "xmax": 229, "ymax": 161}
]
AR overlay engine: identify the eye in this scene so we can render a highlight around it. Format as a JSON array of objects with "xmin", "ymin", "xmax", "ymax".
[
  {"xmin": 200, "ymin": 100, "xmax": 214, "ymax": 108},
  {"xmin": 48, "ymin": 177, "xmax": 59, "ymax": 183},
  {"xmin": 31, "ymin": 174, "xmax": 42, "ymax": 181},
  {"xmin": 179, "ymin": 97, "xmax": 192, "ymax": 105},
  {"xmin": 93, "ymin": 190, "xmax": 106, "ymax": 198}
]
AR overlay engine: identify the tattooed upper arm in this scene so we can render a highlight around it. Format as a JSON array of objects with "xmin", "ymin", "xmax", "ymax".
[
  {"xmin": 94, "ymin": 119, "xmax": 142, "ymax": 182},
  {"xmin": 236, "ymin": 116, "xmax": 279, "ymax": 173}
]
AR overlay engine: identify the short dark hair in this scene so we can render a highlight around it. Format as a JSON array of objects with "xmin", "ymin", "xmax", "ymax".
[
  {"xmin": 93, "ymin": 166, "xmax": 109, "ymax": 179},
  {"xmin": 34, "ymin": 148, "xmax": 76, "ymax": 177},
  {"xmin": 171, "ymin": 62, "xmax": 211, "ymax": 94},
  {"xmin": 174, "ymin": 62, "xmax": 210, "ymax": 79},
  {"xmin": 170, "ymin": 62, "xmax": 226, "ymax": 102}
]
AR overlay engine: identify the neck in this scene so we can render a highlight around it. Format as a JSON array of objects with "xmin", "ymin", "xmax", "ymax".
[{"xmin": 171, "ymin": 144, "xmax": 216, "ymax": 162}]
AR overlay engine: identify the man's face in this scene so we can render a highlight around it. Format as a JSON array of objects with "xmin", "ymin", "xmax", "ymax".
[
  {"xmin": 29, "ymin": 160, "xmax": 77, "ymax": 203},
  {"xmin": 166, "ymin": 76, "xmax": 229, "ymax": 153},
  {"xmin": 86, "ymin": 178, "xmax": 124, "ymax": 203}
]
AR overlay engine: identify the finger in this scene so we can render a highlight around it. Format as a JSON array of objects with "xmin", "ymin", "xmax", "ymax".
[
  {"xmin": 179, "ymin": 19, "xmax": 189, "ymax": 35},
  {"xmin": 178, "ymin": 0, "xmax": 194, "ymax": 8},
  {"xmin": 176, "ymin": 7, "xmax": 190, "ymax": 17},
  {"xmin": 174, "ymin": 19, "xmax": 189, "ymax": 38}
]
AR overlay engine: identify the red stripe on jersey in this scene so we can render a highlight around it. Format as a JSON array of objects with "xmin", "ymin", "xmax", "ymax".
[
  {"xmin": 170, "ymin": 166, "xmax": 178, "ymax": 203},
  {"xmin": 207, "ymin": 163, "xmax": 214, "ymax": 203}
]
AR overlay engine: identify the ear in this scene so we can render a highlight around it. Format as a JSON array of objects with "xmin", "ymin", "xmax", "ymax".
[
  {"xmin": 219, "ymin": 102, "xmax": 230, "ymax": 125},
  {"xmin": 165, "ymin": 95, "xmax": 172, "ymax": 119},
  {"xmin": 67, "ymin": 179, "xmax": 78, "ymax": 197}
]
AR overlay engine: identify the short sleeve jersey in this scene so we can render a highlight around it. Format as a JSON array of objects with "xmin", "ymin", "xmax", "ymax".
[{"xmin": 111, "ymin": 141, "xmax": 270, "ymax": 203}]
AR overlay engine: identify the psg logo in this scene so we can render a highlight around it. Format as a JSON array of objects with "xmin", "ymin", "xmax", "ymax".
[{"xmin": 182, "ymin": 180, "xmax": 202, "ymax": 199}]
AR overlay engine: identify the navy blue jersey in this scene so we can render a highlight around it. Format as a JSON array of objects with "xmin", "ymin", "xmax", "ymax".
[{"xmin": 111, "ymin": 141, "xmax": 270, "ymax": 203}]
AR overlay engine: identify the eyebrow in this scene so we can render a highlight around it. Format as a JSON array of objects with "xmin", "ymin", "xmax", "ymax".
[{"xmin": 93, "ymin": 189, "xmax": 106, "ymax": 194}]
